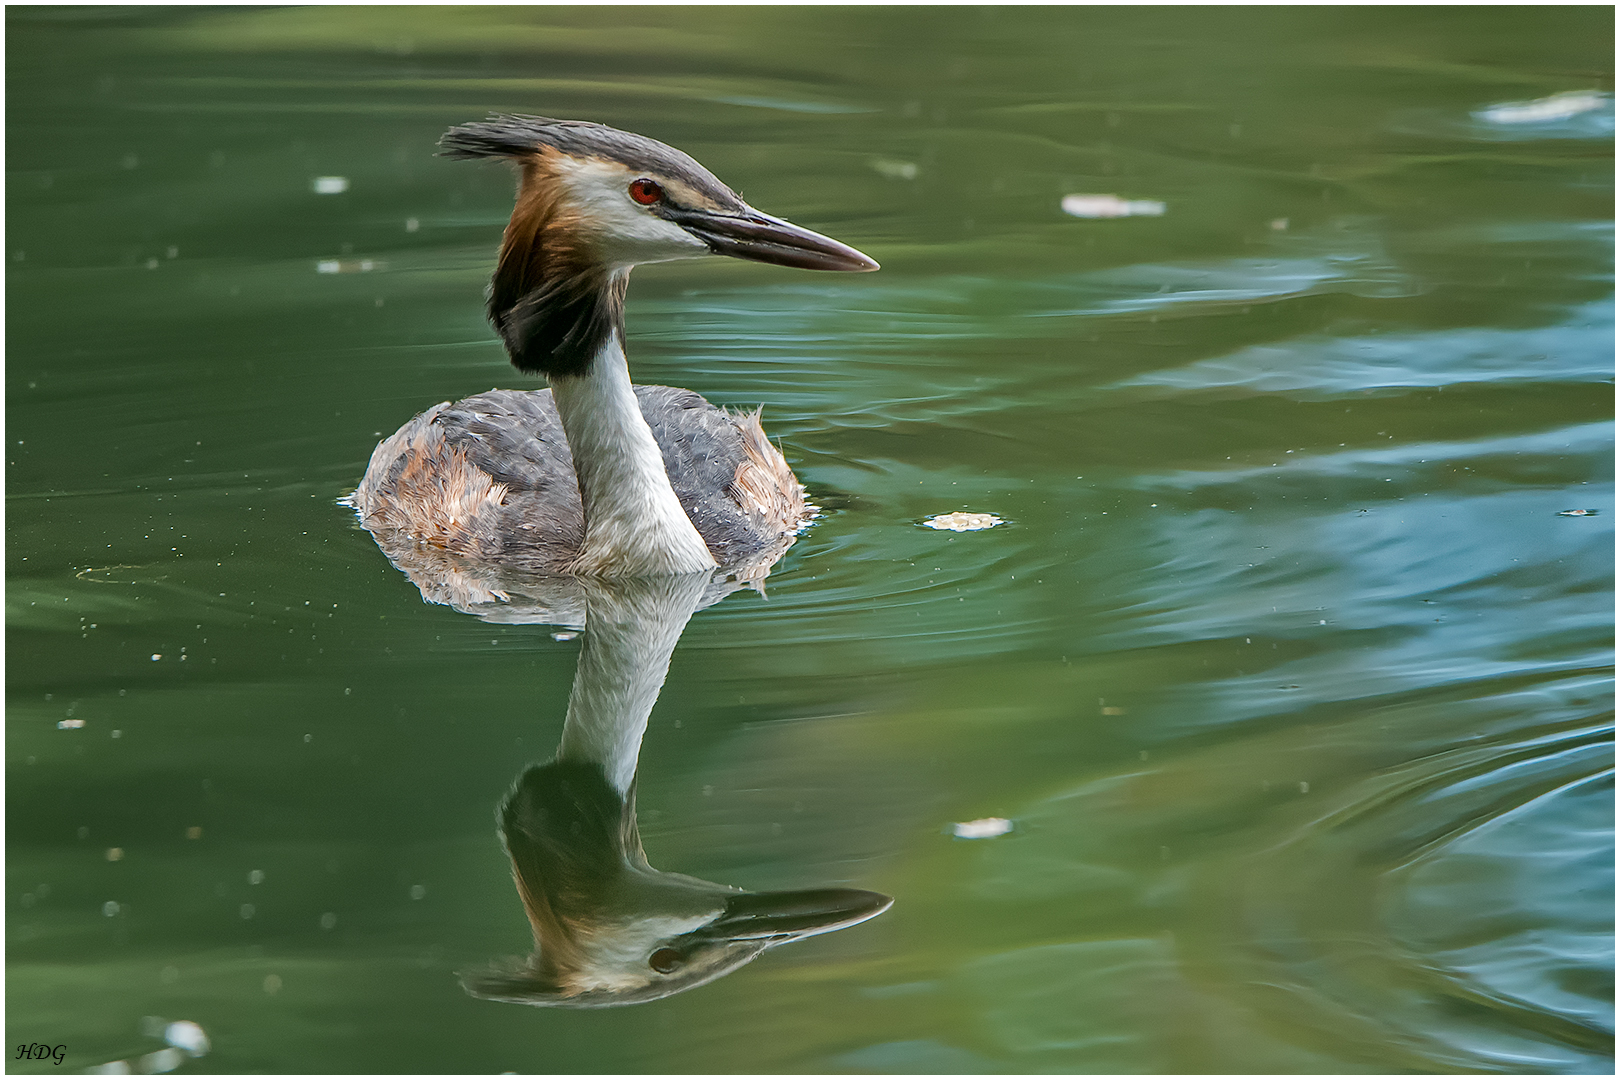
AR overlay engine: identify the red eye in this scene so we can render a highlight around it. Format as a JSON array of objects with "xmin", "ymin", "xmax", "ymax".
[{"xmin": 628, "ymin": 178, "xmax": 663, "ymax": 205}]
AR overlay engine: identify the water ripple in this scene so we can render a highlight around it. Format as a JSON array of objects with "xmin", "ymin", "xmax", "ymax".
[{"xmin": 1112, "ymin": 299, "xmax": 1614, "ymax": 398}]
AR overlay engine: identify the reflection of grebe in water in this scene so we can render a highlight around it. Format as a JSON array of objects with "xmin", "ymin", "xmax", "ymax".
[
  {"xmin": 351, "ymin": 117, "xmax": 878, "ymax": 578},
  {"xmin": 464, "ymin": 574, "xmax": 892, "ymax": 1007}
]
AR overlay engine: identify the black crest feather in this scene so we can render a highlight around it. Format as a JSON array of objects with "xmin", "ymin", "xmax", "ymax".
[{"xmin": 439, "ymin": 115, "xmax": 736, "ymax": 196}]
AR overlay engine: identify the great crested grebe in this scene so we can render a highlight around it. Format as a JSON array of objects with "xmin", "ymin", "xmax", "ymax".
[{"xmin": 353, "ymin": 116, "xmax": 878, "ymax": 578}]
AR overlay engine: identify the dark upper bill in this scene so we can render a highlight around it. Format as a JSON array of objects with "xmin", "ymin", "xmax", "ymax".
[{"xmin": 664, "ymin": 206, "xmax": 880, "ymax": 272}]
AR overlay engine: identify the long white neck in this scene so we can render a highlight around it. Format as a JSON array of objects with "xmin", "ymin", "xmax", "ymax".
[
  {"xmin": 549, "ymin": 333, "xmax": 718, "ymax": 577},
  {"xmin": 556, "ymin": 574, "xmax": 712, "ymax": 795}
]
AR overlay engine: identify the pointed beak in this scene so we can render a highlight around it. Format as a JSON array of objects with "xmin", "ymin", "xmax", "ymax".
[
  {"xmin": 694, "ymin": 887, "xmax": 893, "ymax": 944},
  {"xmin": 664, "ymin": 206, "xmax": 879, "ymax": 272}
]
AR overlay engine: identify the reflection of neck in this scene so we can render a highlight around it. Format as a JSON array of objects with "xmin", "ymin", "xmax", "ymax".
[
  {"xmin": 549, "ymin": 334, "xmax": 718, "ymax": 577},
  {"xmin": 556, "ymin": 574, "xmax": 713, "ymax": 795}
]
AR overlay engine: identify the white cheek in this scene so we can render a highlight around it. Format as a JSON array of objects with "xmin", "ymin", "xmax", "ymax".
[
  {"xmin": 557, "ymin": 159, "xmax": 709, "ymax": 266},
  {"xmin": 609, "ymin": 212, "xmax": 710, "ymax": 266}
]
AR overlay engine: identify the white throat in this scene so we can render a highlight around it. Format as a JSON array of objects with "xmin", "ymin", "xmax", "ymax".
[{"xmin": 548, "ymin": 333, "xmax": 718, "ymax": 577}]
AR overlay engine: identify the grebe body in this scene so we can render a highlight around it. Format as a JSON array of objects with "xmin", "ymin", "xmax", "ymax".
[
  {"xmin": 352, "ymin": 116, "xmax": 877, "ymax": 577},
  {"xmin": 354, "ymin": 383, "xmax": 803, "ymax": 575}
]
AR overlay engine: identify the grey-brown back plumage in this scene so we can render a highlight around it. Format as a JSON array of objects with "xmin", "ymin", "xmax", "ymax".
[{"xmin": 352, "ymin": 386, "xmax": 810, "ymax": 575}]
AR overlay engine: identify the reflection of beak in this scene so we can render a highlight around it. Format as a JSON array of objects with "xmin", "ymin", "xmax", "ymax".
[
  {"xmin": 694, "ymin": 887, "xmax": 893, "ymax": 943},
  {"xmin": 664, "ymin": 206, "xmax": 880, "ymax": 272}
]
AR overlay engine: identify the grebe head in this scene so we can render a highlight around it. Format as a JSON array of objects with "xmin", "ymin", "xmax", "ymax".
[{"xmin": 440, "ymin": 115, "xmax": 878, "ymax": 375}]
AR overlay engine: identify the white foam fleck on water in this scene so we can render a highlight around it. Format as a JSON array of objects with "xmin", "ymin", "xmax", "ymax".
[
  {"xmin": 1477, "ymin": 91, "xmax": 1610, "ymax": 125},
  {"xmin": 954, "ymin": 817, "xmax": 1014, "ymax": 839},
  {"xmin": 164, "ymin": 1020, "xmax": 209, "ymax": 1057},
  {"xmin": 1062, "ymin": 194, "xmax": 1166, "ymax": 218},
  {"xmin": 871, "ymin": 158, "xmax": 919, "ymax": 180}
]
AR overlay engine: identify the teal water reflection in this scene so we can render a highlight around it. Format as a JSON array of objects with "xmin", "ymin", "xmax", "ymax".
[{"xmin": 7, "ymin": 6, "xmax": 1613, "ymax": 1073}]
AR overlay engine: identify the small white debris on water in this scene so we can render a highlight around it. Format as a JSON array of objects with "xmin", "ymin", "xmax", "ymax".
[
  {"xmin": 1475, "ymin": 90, "xmax": 1609, "ymax": 125},
  {"xmin": 1062, "ymin": 193, "xmax": 1166, "ymax": 218},
  {"xmin": 870, "ymin": 157, "xmax": 919, "ymax": 180},
  {"xmin": 410, "ymin": 884, "xmax": 426, "ymax": 900},
  {"xmin": 551, "ymin": 631, "xmax": 579, "ymax": 641},
  {"xmin": 953, "ymin": 817, "xmax": 1013, "ymax": 839},
  {"xmin": 164, "ymin": 1021, "xmax": 210, "ymax": 1058},
  {"xmin": 239, "ymin": 903, "xmax": 255, "ymax": 919},
  {"xmin": 923, "ymin": 512, "xmax": 1003, "ymax": 532},
  {"xmin": 248, "ymin": 869, "xmax": 264, "ymax": 885},
  {"xmin": 319, "ymin": 912, "xmax": 338, "ymax": 930},
  {"xmin": 1558, "ymin": 508, "xmax": 1600, "ymax": 517},
  {"xmin": 263, "ymin": 973, "xmax": 282, "ymax": 995},
  {"xmin": 58, "ymin": 718, "xmax": 85, "ymax": 729},
  {"xmin": 151, "ymin": 654, "xmax": 162, "ymax": 661},
  {"xmin": 139, "ymin": 1047, "xmax": 187, "ymax": 1074},
  {"xmin": 317, "ymin": 258, "xmax": 382, "ymax": 274},
  {"xmin": 312, "ymin": 176, "xmax": 350, "ymax": 194},
  {"xmin": 405, "ymin": 217, "xmax": 420, "ymax": 232},
  {"xmin": 103, "ymin": 901, "xmax": 120, "ymax": 917},
  {"xmin": 87, "ymin": 1019, "xmax": 209, "ymax": 1076}
]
